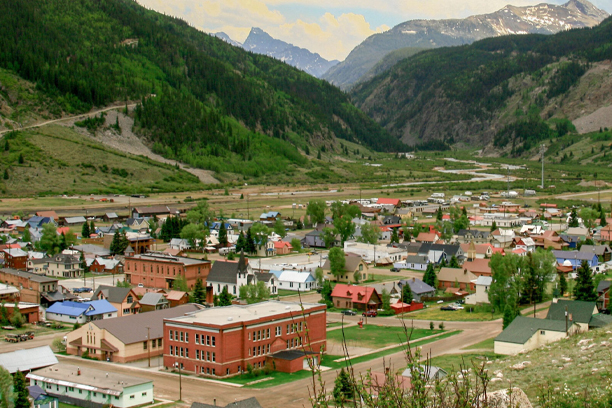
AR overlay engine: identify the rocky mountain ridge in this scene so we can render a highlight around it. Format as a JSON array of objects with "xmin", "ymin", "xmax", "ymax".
[{"xmin": 324, "ymin": 0, "xmax": 609, "ymax": 89}]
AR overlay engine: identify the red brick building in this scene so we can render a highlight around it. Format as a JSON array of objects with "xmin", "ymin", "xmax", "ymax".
[
  {"xmin": 163, "ymin": 301, "xmax": 326, "ymax": 377},
  {"xmin": 124, "ymin": 253, "xmax": 210, "ymax": 290},
  {"xmin": 3, "ymin": 248, "xmax": 28, "ymax": 270}
]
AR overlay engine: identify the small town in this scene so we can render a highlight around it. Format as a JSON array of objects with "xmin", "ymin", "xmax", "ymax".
[{"xmin": 0, "ymin": 187, "xmax": 610, "ymax": 407}]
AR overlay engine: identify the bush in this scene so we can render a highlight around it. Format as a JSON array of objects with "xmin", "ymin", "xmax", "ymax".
[
  {"xmin": 10, "ymin": 311, "xmax": 24, "ymax": 328},
  {"xmin": 377, "ymin": 310, "xmax": 396, "ymax": 317},
  {"xmin": 82, "ymin": 350, "xmax": 90, "ymax": 359},
  {"xmin": 52, "ymin": 337, "xmax": 66, "ymax": 353},
  {"xmin": 438, "ymin": 322, "xmax": 445, "ymax": 330}
]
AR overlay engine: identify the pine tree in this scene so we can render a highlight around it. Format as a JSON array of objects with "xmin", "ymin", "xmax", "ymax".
[
  {"xmin": 18, "ymin": 153, "xmax": 24, "ymax": 164},
  {"xmin": 574, "ymin": 260, "xmax": 597, "ymax": 301},
  {"xmin": 449, "ymin": 255, "xmax": 459, "ymax": 268},
  {"xmin": 333, "ymin": 368, "xmax": 353, "ymax": 404},
  {"xmin": 559, "ymin": 272, "xmax": 568, "ymax": 297},
  {"xmin": 0, "ymin": 365, "xmax": 13, "ymax": 408},
  {"xmin": 568, "ymin": 208, "xmax": 579, "ymax": 228},
  {"xmin": 245, "ymin": 228, "xmax": 256, "ymax": 254},
  {"xmin": 81, "ymin": 222, "xmax": 90, "ymax": 239},
  {"xmin": 490, "ymin": 221, "xmax": 497, "ymax": 232},
  {"xmin": 3, "ymin": 169, "xmax": 8, "ymax": 180},
  {"xmin": 59, "ymin": 233, "xmax": 67, "ymax": 251},
  {"xmin": 390, "ymin": 228, "xmax": 399, "ymax": 244},
  {"xmin": 193, "ymin": 278, "xmax": 205, "ymax": 304},
  {"xmin": 90, "ymin": 220, "xmax": 95, "ymax": 235},
  {"xmin": 218, "ymin": 286, "xmax": 232, "ymax": 306},
  {"xmin": 423, "ymin": 263, "xmax": 437, "ymax": 288},
  {"xmin": 13, "ymin": 371, "xmax": 29, "ymax": 408},
  {"xmin": 503, "ymin": 303, "xmax": 516, "ymax": 329},
  {"xmin": 22, "ymin": 228, "xmax": 31, "ymax": 243},
  {"xmin": 402, "ymin": 283, "xmax": 413, "ymax": 303},
  {"xmin": 219, "ymin": 222, "xmax": 228, "ymax": 246},
  {"xmin": 436, "ymin": 206, "xmax": 443, "ymax": 221},
  {"xmin": 235, "ymin": 231, "xmax": 246, "ymax": 252},
  {"xmin": 109, "ymin": 232, "xmax": 121, "ymax": 255}
]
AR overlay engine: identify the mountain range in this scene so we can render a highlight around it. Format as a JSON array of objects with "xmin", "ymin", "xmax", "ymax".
[
  {"xmin": 214, "ymin": 28, "xmax": 339, "ymax": 78},
  {"xmin": 351, "ymin": 13, "xmax": 612, "ymax": 152},
  {"xmin": 324, "ymin": 0, "xmax": 609, "ymax": 88}
]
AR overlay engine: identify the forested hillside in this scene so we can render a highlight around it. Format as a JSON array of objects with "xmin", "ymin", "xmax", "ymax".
[
  {"xmin": 352, "ymin": 16, "xmax": 612, "ymax": 152},
  {"xmin": 0, "ymin": 0, "xmax": 404, "ymax": 180}
]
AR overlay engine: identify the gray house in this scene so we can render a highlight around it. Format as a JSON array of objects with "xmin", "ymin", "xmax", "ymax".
[{"xmin": 398, "ymin": 278, "xmax": 436, "ymax": 301}]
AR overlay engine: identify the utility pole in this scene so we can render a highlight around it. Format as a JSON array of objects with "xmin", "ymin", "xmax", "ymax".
[{"xmin": 146, "ymin": 326, "xmax": 151, "ymax": 367}]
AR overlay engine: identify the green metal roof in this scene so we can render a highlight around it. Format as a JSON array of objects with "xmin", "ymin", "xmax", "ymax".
[
  {"xmin": 495, "ymin": 316, "xmax": 570, "ymax": 345},
  {"xmin": 589, "ymin": 314, "xmax": 612, "ymax": 328},
  {"xmin": 546, "ymin": 299, "xmax": 597, "ymax": 324}
]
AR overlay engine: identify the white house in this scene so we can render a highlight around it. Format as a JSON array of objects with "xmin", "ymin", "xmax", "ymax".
[
  {"xmin": 393, "ymin": 255, "xmax": 429, "ymax": 271},
  {"xmin": 494, "ymin": 316, "xmax": 576, "ymax": 355},
  {"xmin": 465, "ymin": 276, "xmax": 492, "ymax": 305},
  {"xmin": 169, "ymin": 238, "xmax": 191, "ymax": 251},
  {"xmin": 206, "ymin": 255, "xmax": 254, "ymax": 296},
  {"xmin": 45, "ymin": 300, "xmax": 117, "ymax": 324},
  {"xmin": 27, "ymin": 363, "xmax": 154, "ymax": 408},
  {"xmin": 271, "ymin": 270, "xmax": 317, "ymax": 292}
]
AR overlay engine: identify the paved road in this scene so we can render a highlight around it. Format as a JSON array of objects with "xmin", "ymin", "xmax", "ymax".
[
  {"xmin": 59, "ymin": 274, "xmax": 126, "ymax": 294},
  {"xmin": 0, "ymin": 330, "xmax": 69, "ymax": 353}
]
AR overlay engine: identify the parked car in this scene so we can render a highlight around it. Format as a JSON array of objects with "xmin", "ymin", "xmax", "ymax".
[
  {"xmin": 390, "ymin": 268, "xmax": 400, "ymax": 272},
  {"xmin": 362, "ymin": 310, "xmax": 378, "ymax": 317},
  {"xmin": 440, "ymin": 305, "xmax": 458, "ymax": 311},
  {"xmin": 342, "ymin": 310, "xmax": 356, "ymax": 316},
  {"xmin": 73, "ymin": 287, "xmax": 91, "ymax": 293}
]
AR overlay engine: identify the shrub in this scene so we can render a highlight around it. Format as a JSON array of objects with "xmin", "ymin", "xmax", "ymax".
[{"xmin": 10, "ymin": 311, "xmax": 24, "ymax": 328}]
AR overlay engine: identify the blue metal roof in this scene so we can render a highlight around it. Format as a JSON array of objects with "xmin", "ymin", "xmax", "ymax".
[{"xmin": 46, "ymin": 300, "xmax": 116, "ymax": 317}]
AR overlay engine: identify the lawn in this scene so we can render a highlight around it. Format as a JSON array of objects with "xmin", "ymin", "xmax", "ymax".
[
  {"xmin": 326, "ymin": 322, "xmax": 345, "ymax": 329},
  {"xmin": 277, "ymin": 289, "xmax": 316, "ymax": 297},
  {"xmin": 363, "ymin": 274, "xmax": 398, "ymax": 283},
  {"xmin": 326, "ymin": 325, "xmax": 439, "ymax": 348},
  {"xmin": 462, "ymin": 337, "xmax": 495, "ymax": 350},
  {"xmin": 427, "ymin": 351, "xmax": 502, "ymax": 374},
  {"xmin": 402, "ymin": 304, "xmax": 502, "ymax": 322}
]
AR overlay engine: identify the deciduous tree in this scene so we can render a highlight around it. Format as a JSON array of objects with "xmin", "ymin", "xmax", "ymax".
[
  {"xmin": 328, "ymin": 247, "xmax": 346, "ymax": 281},
  {"xmin": 306, "ymin": 199, "xmax": 326, "ymax": 225}
]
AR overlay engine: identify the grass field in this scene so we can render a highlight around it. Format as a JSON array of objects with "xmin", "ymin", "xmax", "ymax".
[
  {"xmin": 403, "ymin": 304, "xmax": 502, "ymax": 322},
  {"xmin": 462, "ymin": 337, "xmax": 495, "ymax": 350},
  {"xmin": 428, "ymin": 351, "xmax": 502, "ymax": 374},
  {"xmin": 0, "ymin": 125, "xmax": 203, "ymax": 196},
  {"xmin": 326, "ymin": 325, "xmax": 440, "ymax": 348}
]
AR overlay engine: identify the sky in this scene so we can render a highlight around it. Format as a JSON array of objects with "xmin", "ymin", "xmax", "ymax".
[{"xmin": 136, "ymin": 0, "xmax": 612, "ymax": 62}]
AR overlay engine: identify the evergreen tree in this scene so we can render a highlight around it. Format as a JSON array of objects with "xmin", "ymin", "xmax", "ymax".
[
  {"xmin": 296, "ymin": 219, "xmax": 303, "ymax": 230},
  {"xmin": 402, "ymin": 283, "xmax": 413, "ymax": 303},
  {"xmin": 559, "ymin": 272, "xmax": 568, "ymax": 297},
  {"xmin": 90, "ymin": 220, "xmax": 95, "ymax": 235},
  {"xmin": 333, "ymin": 368, "xmax": 353, "ymax": 405},
  {"xmin": 17, "ymin": 153, "xmax": 24, "ymax": 164},
  {"xmin": 0, "ymin": 303, "xmax": 8, "ymax": 326},
  {"xmin": 423, "ymin": 263, "xmax": 437, "ymax": 288},
  {"xmin": 192, "ymin": 278, "xmax": 205, "ymax": 304},
  {"xmin": 0, "ymin": 365, "xmax": 13, "ymax": 408},
  {"xmin": 13, "ymin": 371, "xmax": 29, "ymax": 408},
  {"xmin": 436, "ymin": 206, "xmax": 443, "ymax": 221},
  {"xmin": 439, "ymin": 257, "xmax": 447, "ymax": 268},
  {"xmin": 449, "ymin": 255, "xmax": 459, "ymax": 268},
  {"xmin": 219, "ymin": 222, "xmax": 228, "ymax": 246},
  {"xmin": 245, "ymin": 228, "xmax": 256, "ymax": 254},
  {"xmin": 568, "ymin": 208, "xmax": 580, "ymax": 228},
  {"xmin": 601, "ymin": 211, "xmax": 607, "ymax": 227},
  {"xmin": 390, "ymin": 228, "xmax": 399, "ymax": 244},
  {"xmin": 109, "ymin": 232, "xmax": 121, "ymax": 255},
  {"xmin": 218, "ymin": 286, "xmax": 232, "ymax": 306},
  {"xmin": 81, "ymin": 221, "xmax": 90, "ymax": 238},
  {"xmin": 503, "ymin": 303, "xmax": 516, "ymax": 329},
  {"xmin": 3, "ymin": 140, "xmax": 8, "ymax": 151},
  {"xmin": 321, "ymin": 280, "xmax": 333, "ymax": 305},
  {"xmin": 59, "ymin": 233, "xmax": 68, "ymax": 251},
  {"xmin": 574, "ymin": 260, "xmax": 597, "ymax": 301},
  {"xmin": 3, "ymin": 169, "xmax": 8, "ymax": 180},
  {"xmin": 235, "ymin": 231, "xmax": 246, "ymax": 252},
  {"xmin": 22, "ymin": 228, "xmax": 31, "ymax": 243},
  {"xmin": 490, "ymin": 221, "xmax": 497, "ymax": 232}
]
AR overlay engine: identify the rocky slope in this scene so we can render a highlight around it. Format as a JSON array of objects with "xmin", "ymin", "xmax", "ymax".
[{"xmin": 324, "ymin": 0, "xmax": 608, "ymax": 89}]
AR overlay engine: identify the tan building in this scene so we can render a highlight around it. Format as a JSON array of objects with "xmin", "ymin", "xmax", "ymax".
[
  {"xmin": 437, "ymin": 267, "xmax": 477, "ymax": 291},
  {"xmin": 494, "ymin": 316, "xmax": 577, "ymax": 355},
  {"xmin": 322, "ymin": 253, "xmax": 369, "ymax": 283},
  {"xmin": 42, "ymin": 254, "xmax": 82, "ymax": 278},
  {"xmin": 0, "ymin": 268, "xmax": 58, "ymax": 304},
  {"xmin": 92, "ymin": 285, "xmax": 140, "ymax": 317},
  {"xmin": 66, "ymin": 304, "xmax": 203, "ymax": 363}
]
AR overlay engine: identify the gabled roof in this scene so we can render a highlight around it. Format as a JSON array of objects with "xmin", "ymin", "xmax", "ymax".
[
  {"xmin": 438, "ymin": 267, "xmax": 477, "ymax": 284},
  {"xmin": 546, "ymin": 299, "xmax": 597, "ymax": 324},
  {"xmin": 273, "ymin": 270, "xmax": 315, "ymax": 283},
  {"xmin": 580, "ymin": 245, "xmax": 611, "ymax": 256},
  {"xmin": 0, "ymin": 346, "xmax": 58, "ymax": 374},
  {"xmin": 3, "ymin": 248, "xmax": 28, "ymax": 257},
  {"xmin": 65, "ymin": 216, "xmax": 87, "ymax": 224},
  {"xmin": 165, "ymin": 290, "xmax": 188, "ymax": 301},
  {"xmin": 105, "ymin": 213, "xmax": 119, "ymax": 219},
  {"xmin": 207, "ymin": 255, "xmax": 249, "ymax": 284},
  {"xmin": 462, "ymin": 259, "xmax": 491, "ymax": 275},
  {"xmin": 475, "ymin": 276, "xmax": 493, "ymax": 286},
  {"xmin": 93, "ymin": 285, "xmax": 133, "ymax": 303},
  {"xmin": 322, "ymin": 253, "xmax": 366, "ymax": 272},
  {"xmin": 404, "ymin": 255, "xmax": 429, "ymax": 264},
  {"xmin": 330, "ymin": 283, "xmax": 378, "ymax": 304},
  {"xmin": 46, "ymin": 300, "xmax": 116, "ymax": 317},
  {"xmin": 495, "ymin": 316, "xmax": 569, "ymax": 344},
  {"xmin": 376, "ymin": 198, "xmax": 401, "ymax": 206},
  {"xmin": 140, "ymin": 292, "xmax": 168, "ymax": 306},
  {"xmin": 399, "ymin": 278, "xmax": 435, "ymax": 295},
  {"xmin": 36, "ymin": 211, "xmax": 58, "ymax": 220},
  {"xmin": 418, "ymin": 243, "xmax": 463, "ymax": 257},
  {"xmin": 597, "ymin": 280, "xmax": 611, "ymax": 293},
  {"xmin": 93, "ymin": 304, "xmax": 202, "ymax": 344},
  {"xmin": 551, "ymin": 250, "xmax": 598, "ymax": 262}
]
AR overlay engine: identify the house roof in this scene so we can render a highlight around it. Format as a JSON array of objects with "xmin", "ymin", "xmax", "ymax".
[
  {"xmin": 495, "ymin": 316, "xmax": 570, "ymax": 345},
  {"xmin": 272, "ymin": 270, "xmax": 315, "ymax": 283},
  {"xmin": 46, "ymin": 300, "xmax": 116, "ymax": 317},
  {"xmin": 597, "ymin": 280, "xmax": 611, "ymax": 293},
  {"xmin": 92, "ymin": 258, "xmax": 121, "ymax": 269},
  {"xmin": 191, "ymin": 398, "xmax": 263, "ymax": 408},
  {"xmin": 71, "ymin": 244, "xmax": 111, "ymax": 257},
  {"xmin": 207, "ymin": 256, "xmax": 248, "ymax": 284},
  {"xmin": 134, "ymin": 206, "xmax": 174, "ymax": 215},
  {"xmin": 330, "ymin": 283, "xmax": 378, "ymax": 304},
  {"xmin": 551, "ymin": 250, "xmax": 598, "ymax": 262},
  {"xmin": 404, "ymin": 255, "xmax": 429, "ymax": 265},
  {"xmin": 0, "ymin": 346, "xmax": 58, "ymax": 374},
  {"xmin": 105, "ymin": 213, "xmax": 119, "ymax": 219},
  {"xmin": 475, "ymin": 276, "xmax": 493, "ymax": 286},
  {"xmin": 580, "ymin": 245, "xmax": 611, "ymax": 256},
  {"xmin": 65, "ymin": 216, "xmax": 87, "ymax": 224},
  {"xmin": 165, "ymin": 290, "xmax": 188, "ymax": 301},
  {"xmin": 140, "ymin": 292, "xmax": 168, "ymax": 306},
  {"xmin": 256, "ymin": 272, "xmax": 274, "ymax": 283},
  {"xmin": 92, "ymin": 304, "xmax": 202, "ymax": 344},
  {"xmin": 36, "ymin": 211, "xmax": 58, "ymax": 219},
  {"xmin": 273, "ymin": 241, "xmax": 292, "ymax": 250},
  {"xmin": 398, "ymin": 278, "xmax": 435, "ymax": 295},
  {"xmin": 270, "ymin": 349, "xmax": 315, "ymax": 361},
  {"xmin": 438, "ymin": 267, "xmax": 477, "ymax": 284},
  {"xmin": 416, "ymin": 232, "xmax": 439, "ymax": 243},
  {"xmin": 418, "ymin": 243, "xmax": 463, "ymax": 257},
  {"xmin": 3, "ymin": 248, "xmax": 28, "ymax": 257},
  {"xmin": 376, "ymin": 198, "xmax": 401, "ymax": 206},
  {"xmin": 546, "ymin": 299, "xmax": 597, "ymax": 324},
  {"xmin": 462, "ymin": 259, "xmax": 491, "ymax": 275},
  {"xmin": 322, "ymin": 253, "xmax": 365, "ymax": 273},
  {"xmin": 0, "ymin": 267, "xmax": 57, "ymax": 283},
  {"xmin": 588, "ymin": 314, "xmax": 612, "ymax": 328},
  {"xmin": 92, "ymin": 285, "xmax": 133, "ymax": 303}
]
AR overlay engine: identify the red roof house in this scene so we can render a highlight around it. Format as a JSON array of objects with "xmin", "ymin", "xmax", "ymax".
[
  {"xmin": 274, "ymin": 241, "xmax": 293, "ymax": 255},
  {"xmin": 462, "ymin": 259, "xmax": 492, "ymax": 276},
  {"xmin": 376, "ymin": 198, "xmax": 402, "ymax": 207},
  {"xmin": 330, "ymin": 284, "xmax": 381, "ymax": 312}
]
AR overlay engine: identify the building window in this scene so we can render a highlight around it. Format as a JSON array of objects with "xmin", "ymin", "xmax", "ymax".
[
  {"xmin": 158, "ymin": 338, "xmax": 162, "ymax": 347},
  {"xmin": 142, "ymin": 392, "xmax": 147, "ymax": 396},
  {"xmin": 196, "ymin": 350, "xmax": 200, "ymax": 360},
  {"xmin": 226, "ymin": 368, "xmax": 230, "ymax": 375},
  {"xmin": 130, "ymin": 395, "xmax": 135, "ymax": 399},
  {"xmin": 196, "ymin": 334, "xmax": 200, "ymax": 344},
  {"xmin": 180, "ymin": 332, "xmax": 183, "ymax": 342},
  {"xmin": 169, "ymin": 345, "xmax": 174, "ymax": 356},
  {"xmin": 212, "ymin": 352, "xmax": 216, "ymax": 362},
  {"xmin": 206, "ymin": 335, "xmax": 210, "ymax": 346},
  {"xmin": 185, "ymin": 333, "xmax": 189, "ymax": 343},
  {"xmin": 276, "ymin": 326, "xmax": 281, "ymax": 336},
  {"xmin": 212, "ymin": 336, "xmax": 216, "ymax": 347},
  {"xmin": 152, "ymin": 340, "xmax": 156, "ymax": 348},
  {"xmin": 540, "ymin": 330, "xmax": 546, "ymax": 335},
  {"xmin": 185, "ymin": 348, "xmax": 189, "ymax": 358},
  {"xmin": 143, "ymin": 341, "xmax": 147, "ymax": 350}
]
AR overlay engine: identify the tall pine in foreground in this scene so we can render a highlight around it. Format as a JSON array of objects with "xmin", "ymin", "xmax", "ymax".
[
  {"xmin": 574, "ymin": 260, "xmax": 597, "ymax": 301},
  {"xmin": 423, "ymin": 263, "xmax": 437, "ymax": 288},
  {"xmin": 13, "ymin": 371, "xmax": 29, "ymax": 408}
]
